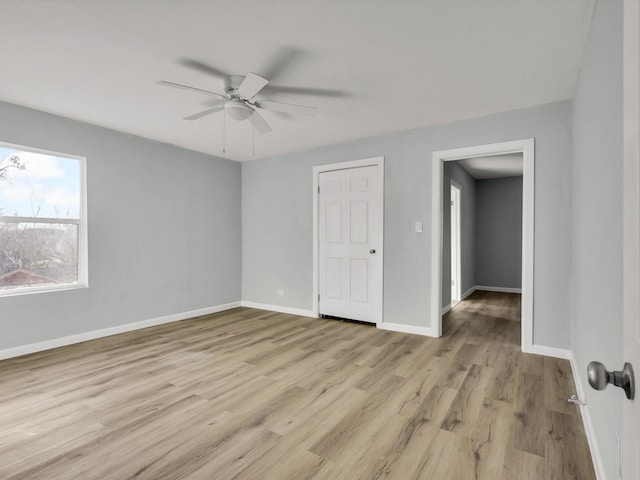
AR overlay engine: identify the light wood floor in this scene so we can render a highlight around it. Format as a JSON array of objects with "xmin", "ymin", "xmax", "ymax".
[{"xmin": 0, "ymin": 292, "xmax": 595, "ymax": 479}]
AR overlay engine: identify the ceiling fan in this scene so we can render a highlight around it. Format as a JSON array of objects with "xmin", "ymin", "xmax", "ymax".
[{"xmin": 157, "ymin": 55, "xmax": 330, "ymax": 135}]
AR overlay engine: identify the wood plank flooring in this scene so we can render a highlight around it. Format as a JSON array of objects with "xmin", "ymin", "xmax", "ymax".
[{"xmin": 0, "ymin": 291, "xmax": 596, "ymax": 479}]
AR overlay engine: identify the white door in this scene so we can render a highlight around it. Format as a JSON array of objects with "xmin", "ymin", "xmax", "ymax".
[
  {"xmin": 450, "ymin": 183, "xmax": 461, "ymax": 304},
  {"xmin": 319, "ymin": 165, "xmax": 380, "ymax": 323},
  {"xmin": 623, "ymin": 1, "xmax": 639, "ymax": 477}
]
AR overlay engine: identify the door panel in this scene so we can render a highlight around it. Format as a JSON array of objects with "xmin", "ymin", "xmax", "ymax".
[
  {"xmin": 325, "ymin": 202, "xmax": 342, "ymax": 243},
  {"xmin": 319, "ymin": 165, "xmax": 379, "ymax": 323},
  {"xmin": 623, "ymin": 1, "xmax": 640, "ymax": 477},
  {"xmin": 350, "ymin": 201, "xmax": 368, "ymax": 243},
  {"xmin": 325, "ymin": 258, "xmax": 343, "ymax": 300},
  {"xmin": 350, "ymin": 176, "xmax": 369, "ymax": 192},
  {"xmin": 350, "ymin": 259, "xmax": 368, "ymax": 303}
]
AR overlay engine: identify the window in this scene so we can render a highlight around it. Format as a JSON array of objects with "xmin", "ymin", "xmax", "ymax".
[{"xmin": 0, "ymin": 142, "xmax": 87, "ymax": 295}]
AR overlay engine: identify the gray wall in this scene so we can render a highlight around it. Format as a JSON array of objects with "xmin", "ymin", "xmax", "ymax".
[
  {"xmin": 571, "ymin": 1, "xmax": 623, "ymax": 479},
  {"xmin": 243, "ymin": 100, "xmax": 573, "ymax": 348},
  {"xmin": 0, "ymin": 101, "xmax": 242, "ymax": 351},
  {"xmin": 442, "ymin": 161, "xmax": 476, "ymax": 307},
  {"xmin": 475, "ymin": 176, "xmax": 523, "ymax": 289}
]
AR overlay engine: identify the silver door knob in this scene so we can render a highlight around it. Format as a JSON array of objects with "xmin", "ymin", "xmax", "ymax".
[
  {"xmin": 369, "ymin": 249, "xmax": 376, "ymax": 254},
  {"xmin": 587, "ymin": 361, "xmax": 635, "ymax": 400}
]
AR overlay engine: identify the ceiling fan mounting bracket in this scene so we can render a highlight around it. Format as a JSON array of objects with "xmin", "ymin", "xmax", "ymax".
[{"xmin": 224, "ymin": 75, "xmax": 246, "ymax": 94}]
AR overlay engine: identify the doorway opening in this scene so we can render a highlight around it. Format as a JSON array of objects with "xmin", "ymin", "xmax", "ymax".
[
  {"xmin": 450, "ymin": 182, "xmax": 461, "ymax": 307},
  {"xmin": 431, "ymin": 139, "xmax": 534, "ymax": 352}
]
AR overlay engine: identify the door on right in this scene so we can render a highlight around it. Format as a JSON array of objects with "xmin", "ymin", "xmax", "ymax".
[{"xmin": 623, "ymin": 0, "xmax": 639, "ymax": 477}]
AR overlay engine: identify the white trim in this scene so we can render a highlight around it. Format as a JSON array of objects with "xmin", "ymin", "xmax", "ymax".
[
  {"xmin": 431, "ymin": 139, "xmax": 534, "ymax": 348},
  {"xmin": 568, "ymin": 352, "xmax": 606, "ymax": 480},
  {"xmin": 430, "ymin": 151, "xmax": 444, "ymax": 336},
  {"xmin": 380, "ymin": 322, "xmax": 433, "ymax": 337},
  {"xmin": 240, "ymin": 301, "xmax": 316, "ymax": 318},
  {"xmin": 312, "ymin": 156, "xmax": 385, "ymax": 327},
  {"xmin": 0, "ymin": 216, "xmax": 80, "ymax": 224},
  {"xmin": 441, "ymin": 304, "xmax": 451, "ymax": 315},
  {"xmin": 0, "ymin": 301, "xmax": 241, "ymax": 361},
  {"xmin": 0, "ymin": 282, "xmax": 88, "ymax": 298},
  {"xmin": 78, "ymin": 151, "xmax": 89, "ymax": 289},
  {"xmin": 0, "ymin": 140, "xmax": 86, "ymax": 162},
  {"xmin": 522, "ymin": 344, "xmax": 571, "ymax": 359},
  {"xmin": 475, "ymin": 285, "xmax": 522, "ymax": 294},
  {"xmin": 462, "ymin": 286, "xmax": 476, "ymax": 300}
]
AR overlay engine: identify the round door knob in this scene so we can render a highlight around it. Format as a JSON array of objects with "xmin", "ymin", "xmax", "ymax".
[
  {"xmin": 587, "ymin": 361, "xmax": 610, "ymax": 390},
  {"xmin": 369, "ymin": 249, "xmax": 376, "ymax": 254},
  {"xmin": 587, "ymin": 361, "xmax": 635, "ymax": 400}
]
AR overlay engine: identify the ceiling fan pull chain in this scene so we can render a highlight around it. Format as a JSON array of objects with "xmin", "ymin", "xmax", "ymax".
[{"xmin": 222, "ymin": 111, "xmax": 226, "ymax": 154}]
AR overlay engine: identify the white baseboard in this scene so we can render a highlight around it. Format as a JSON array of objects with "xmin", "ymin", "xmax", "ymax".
[
  {"xmin": 462, "ymin": 286, "xmax": 477, "ymax": 300},
  {"xmin": 522, "ymin": 344, "xmax": 572, "ymax": 359},
  {"xmin": 568, "ymin": 352, "xmax": 606, "ymax": 480},
  {"xmin": 520, "ymin": 346, "xmax": 603, "ymax": 479},
  {"xmin": 475, "ymin": 285, "xmax": 522, "ymax": 294},
  {"xmin": 240, "ymin": 301, "xmax": 316, "ymax": 318},
  {"xmin": 380, "ymin": 322, "xmax": 433, "ymax": 337},
  {"xmin": 441, "ymin": 304, "xmax": 451, "ymax": 315},
  {"xmin": 0, "ymin": 301, "xmax": 241, "ymax": 361}
]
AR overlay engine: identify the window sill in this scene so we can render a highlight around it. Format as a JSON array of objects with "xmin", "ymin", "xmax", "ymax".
[{"xmin": 0, "ymin": 282, "xmax": 89, "ymax": 298}]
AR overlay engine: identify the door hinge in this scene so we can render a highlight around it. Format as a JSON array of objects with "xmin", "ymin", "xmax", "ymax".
[
  {"xmin": 451, "ymin": 200, "xmax": 454, "ymax": 206},
  {"xmin": 318, "ymin": 186, "xmax": 320, "ymax": 194},
  {"xmin": 318, "ymin": 294, "xmax": 320, "ymax": 301}
]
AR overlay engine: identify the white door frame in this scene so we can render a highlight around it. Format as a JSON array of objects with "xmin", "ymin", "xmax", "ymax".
[
  {"xmin": 312, "ymin": 156, "xmax": 385, "ymax": 327},
  {"xmin": 450, "ymin": 180, "xmax": 462, "ymax": 304},
  {"xmin": 430, "ymin": 139, "xmax": 534, "ymax": 351},
  {"xmin": 622, "ymin": 0, "xmax": 639, "ymax": 477}
]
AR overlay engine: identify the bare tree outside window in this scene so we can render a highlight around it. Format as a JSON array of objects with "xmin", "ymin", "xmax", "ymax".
[
  {"xmin": 0, "ymin": 145, "xmax": 84, "ymax": 292},
  {"xmin": 0, "ymin": 154, "xmax": 25, "ymax": 181}
]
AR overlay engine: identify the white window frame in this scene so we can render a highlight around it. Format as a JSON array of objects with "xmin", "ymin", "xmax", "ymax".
[{"xmin": 0, "ymin": 141, "xmax": 88, "ymax": 296}]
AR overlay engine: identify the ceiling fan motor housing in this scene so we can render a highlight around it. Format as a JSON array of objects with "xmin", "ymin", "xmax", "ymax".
[{"xmin": 224, "ymin": 75, "xmax": 246, "ymax": 94}]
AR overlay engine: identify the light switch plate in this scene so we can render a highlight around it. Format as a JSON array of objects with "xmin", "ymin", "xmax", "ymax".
[{"xmin": 415, "ymin": 221, "xmax": 423, "ymax": 233}]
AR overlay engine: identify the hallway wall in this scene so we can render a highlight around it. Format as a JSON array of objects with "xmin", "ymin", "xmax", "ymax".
[
  {"xmin": 442, "ymin": 161, "xmax": 476, "ymax": 307},
  {"xmin": 475, "ymin": 176, "xmax": 523, "ymax": 289}
]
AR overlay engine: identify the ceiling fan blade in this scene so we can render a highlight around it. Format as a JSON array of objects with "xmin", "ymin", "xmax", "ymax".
[
  {"xmin": 250, "ymin": 109, "xmax": 272, "ymax": 134},
  {"xmin": 184, "ymin": 105, "xmax": 225, "ymax": 121},
  {"xmin": 178, "ymin": 59, "xmax": 230, "ymax": 80},
  {"xmin": 263, "ymin": 85, "xmax": 349, "ymax": 98},
  {"xmin": 238, "ymin": 73, "xmax": 269, "ymax": 99},
  {"xmin": 157, "ymin": 81, "xmax": 227, "ymax": 99},
  {"xmin": 203, "ymin": 97, "xmax": 229, "ymax": 108},
  {"xmin": 254, "ymin": 99, "xmax": 316, "ymax": 116},
  {"xmin": 259, "ymin": 47, "xmax": 302, "ymax": 81}
]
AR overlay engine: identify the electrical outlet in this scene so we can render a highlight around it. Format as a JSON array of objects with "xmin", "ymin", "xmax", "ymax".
[{"xmin": 277, "ymin": 289, "xmax": 285, "ymax": 296}]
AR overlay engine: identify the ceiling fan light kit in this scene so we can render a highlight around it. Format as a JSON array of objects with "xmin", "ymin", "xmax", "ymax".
[{"xmin": 225, "ymin": 100, "xmax": 253, "ymax": 121}]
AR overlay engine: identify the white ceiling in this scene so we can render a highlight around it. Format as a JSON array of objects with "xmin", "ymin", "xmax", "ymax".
[
  {"xmin": 457, "ymin": 153, "xmax": 523, "ymax": 180},
  {"xmin": 0, "ymin": 0, "xmax": 595, "ymax": 162}
]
